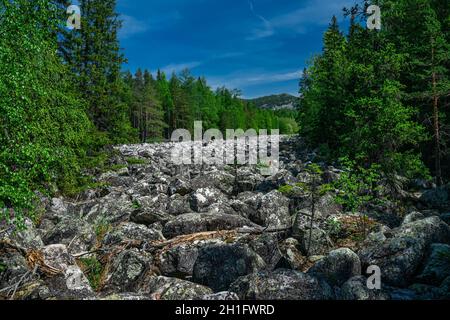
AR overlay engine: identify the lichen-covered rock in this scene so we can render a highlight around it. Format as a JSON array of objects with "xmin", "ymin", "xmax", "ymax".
[
  {"xmin": 103, "ymin": 249, "xmax": 153, "ymax": 292},
  {"xmin": 158, "ymin": 239, "xmax": 225, "ymax": 278},
  {"xmin": 191, "ymin": 171, "xmax": 235, "ymax": 195},
  {"xmin": 197, "ymin": 291, "xmax": 240, "ymax": 300},
  {"xmin": 308, "ymin": 248, "xmax": 361, "ymax": 286},
  {"xmin": 416, "ymin": 243, "xmax": 450, "ymax": 286},
  {"xmin": 189, "ymin": 188, "xmax": 227, "ymax": 212},
  {"xmin": 130, "ymin": 194, "xmax": 172, "ymax": 225},
  {"xmin": 402, "ymin": 212, "xmax": 425, "ymax": 225},
  {"xmin": 255, "ymin": 191, "xmax": 291, "ymax": 229},
  {"xmin": 102, "ymin": 222, "xmax": 165, "ymax": 247},
  {"xmin": 0, "ymin": 245, "xmax": 30, "ymax": 297},
  {"xmin": 168, "ymin": 178, "xmax": 192, "ymax": 196},
  {"xmin": 420, "ymin": 188, "xmax": 448, "ymax": 208},
  {"xmin": 41, "ymin": 244, "xmax": 94, "ymax": 299},
  {"xmin": 42, "ymin": 217, "xmax": 96, "ymax": 254},
  {"xmin": 397, "ymin": 216, "xmax": 450, "ymax": 245},
  {"xmin": 340, "ymin": 276, "xmax": 390, "ymax": 300},
  {"xmin": 1, "ymin": 218, "xmax": 43, "ymax": 250},
  {"xmin": 276, "ymin": 238, "xmax": 305, "ymax": 270},
  {"xmin": 101, "ymin": 293, "xmax": 151, "ymax": 300},
  {"xmin": 296, "ymin": 226, "xmax": 333, "ymax": 256},
  {"xmin": 248, "ymin": 233, "xmax": 282, "ymax": 271},
  {"xmin": 162, "ymin": 213, "xmax": 260, "ymax": 238},
  {"xmin": 140, "ymin": 276, "xmax": 213, "ymax": 300},
  {"xmin": 192, "ymin": 243, "xmax": 266, "ymax": 292},
  {"xmin": 230, "ymin": 269, "xmax": 334, "ymax": 300},
  {"xmin": 167, "ymin": 194, "xmax": 193, "ymax": 215},
  {"xmin": 359, "ymin": 236, "xmax": 425, "ymax": 288}
]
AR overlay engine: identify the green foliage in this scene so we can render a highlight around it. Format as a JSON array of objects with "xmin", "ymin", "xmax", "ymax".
[
  {"xmin": 126, "ymin": 157, "xmax": 148, "ymax": 165},
  {"xmin": 94, "ymin": 218, "xmax": 112, "ymax": 242},
  {"xmin": 78, "ymin": 257, "xmax": 104, "ymax": 291},
  {"xmin": 297, "ymin": 3, "xmax": 448, "ymax": 182},
  {"xmin": 334, "ymin": 158, "xmax": 382, "ymax": 213},
  {"xmin": 0, "ymin": 262, "xmax": 6, "ymax": 273},
  {"xmin": 0, "ymin": 0, "xmax": 93, "ymax": 225}
]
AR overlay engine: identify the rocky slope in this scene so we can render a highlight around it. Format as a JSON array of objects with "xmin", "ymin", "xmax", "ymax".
[{"xmin": 1, "ymin": 136, "xmax": 450, "ymax": 300}]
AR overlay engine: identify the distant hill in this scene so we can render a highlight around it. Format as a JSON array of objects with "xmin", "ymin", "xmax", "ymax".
[{"xmin": 246, "ymin": 94, "xmax": 298, "ymax": 111}]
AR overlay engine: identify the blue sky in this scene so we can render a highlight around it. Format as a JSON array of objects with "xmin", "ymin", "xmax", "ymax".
[{"xmin": 116, "ymin": 0, "xmax": 354, "ymax": 98}]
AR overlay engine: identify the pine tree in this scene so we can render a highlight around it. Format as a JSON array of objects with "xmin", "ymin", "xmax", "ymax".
[
  {"xmin": 59, "ymin": 0, "xmax": 133, "ymax": 143},
  {"xmin": 156, "ymin": 70, "xmax": 175, "ymax": 138}
]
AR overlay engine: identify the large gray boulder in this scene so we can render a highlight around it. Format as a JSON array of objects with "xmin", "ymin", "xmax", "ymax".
[
  {"xmin": 359, "ymin": 216, "xmax": 450, "ymax": 288},
  {"xmin": 420, "ymin": 188, "xmax": 448, "ymax": 208},
  {"xmin": 236, "ymin": 191, "xmax": 291, "ymax": 229},
  {"xmin": 397, "ymin": 216, "xmax": 450, "ymax": 245},
  {"xmin": 1, "ymin": 218, "xmax": 44, "ymax": 250},
  {"xmin": 140, "ymin": 276, "xmax": 213, "ymax": 300},
  {"xmin": 229, "ymin": 269, "xmax": 334, "ymax": 300},
  {"xmin": 416, "ymin": 243, "xmax": 450, "ymax": 286},
  {"xmin": 340, "ymin": 276, "xmax": 390, "ymax": 300},
  {"xmin": 102, "ymin": 222, "xmax": 164, "ymax": 247},
  {"xmin": 191, "ymin": 171, "xmax": 235, "ymax": 196},
  {"xmin": 130, "ymin": 194, "xmax": 172, "ymax": 225},
  {"xmin": 189, "ymin": 188, "xmax": 228, "ymax": 213},
  {"xmin": 359, "ymin": 236, "xmax": 425, "ymax": 288},
  {"xmin": 162, "ymin": 213, "xmax": 260, "ymax": 238},
  {"xmin": 41, "ymin": 244, "xmax": 94, "ymax": 300},
  {"xmin": 42, "ymin": 217, "xmax": 96, "ymax": 254},
  {"xmin": 308, "ymin": 248, "xmax": 361, "ymax": 286},
  {"xmin": 192, "ymin": 243, "xmax": 266, "ymax": 292},
  {"xmin": 103, "ymin": 249, "xmax": 153, "ymax": 292},
  {"xmin": 158, "ymin": 239, "xmax": 225, "ymax": 278}
]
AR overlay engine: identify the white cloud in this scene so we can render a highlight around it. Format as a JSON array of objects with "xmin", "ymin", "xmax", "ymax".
[
  {"xmin": 247, "ymin": 0, "xmax": 354, "ymax": 40},
  {"xmin": 159, "ymin": 61, "xmax": 203, "ymax": 75},
  {"xmin": 119, "ymin": 15, "xmax": 149, "ymax": 39}
]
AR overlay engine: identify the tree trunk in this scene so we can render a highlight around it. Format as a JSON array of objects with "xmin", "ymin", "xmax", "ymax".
[{"xmin": 432, "ymin": 41, "xmax": 442, "ymax": 186}]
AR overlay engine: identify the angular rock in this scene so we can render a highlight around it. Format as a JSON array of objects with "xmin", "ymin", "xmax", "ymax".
[
  {"xmin": 358, "ymin": 236, "xmax": 426, "ymax": 287},
  {"xmin": 276, "ymin": 238, "xmax": 305, "ymax": 270},
  {"xmin": 198, "ymin": 291, "xmax": 239, "ymax": 300},
  {"xmin": 256, "ymin": 191, "xmax": 291, "ymax": 229},
  {"xmin": 167, "ymin": 194, "xmax": 192, "ymax": 215},
  {"xmin": 168, "ymin": 178, "xmax": 192, "ymax": 196},
  {"xmin": 308, "ymin": 248, "xmax": 361, "ymax": 286},
  {"xmin": 1, "ymin": 218, "xmax": 44, "ymax": 250},
  {"xmin": 420, "ymin": 188, "xmax": 448, "ymax": 208},
  {"xmin": 42, "ymin": 217, "xmax": 96, "ymax": 254},
  {"xmin": 398, "ymin": 216, "xmax": 450, "ymax": 245},
  {"xmin": 189, "ymin": 188, "xmax": 227, "ymax": 213},
  {"xmin": 340, "ymin": 276, "xmax": 390, "ymax": 300},
  {"xmin": 140, "ymin": 276, "xmax": 213, "ymax": 300},
  {"xmin": 297, "ymin": 226, "xmax": 333, "ymax": 256},
  {"xmin": 402, "ymin": 212, "xmax": 425, "ymax": 225},
  {"xmin": 103, "ymin": 249, "xmax": 153, "ymax": 292},
  {"xmin": 416, "ymin": 243, "xmax": 450, "ymax": 286},
  {"xmin": 41, "ymin": 244, "xmax": 94, "ymax": 299},
  {"xmin": 162, "ymin": 213, "xmax": 260, "ymax": 238},
  {"xmin": 230, "ymin": 269, "xmax": 334, "ymax": 300},
  {"xmin": 102, "ymin": 222, "xmax": 165, "ymax": 247},
  {"xmin": 248, "ymin": 233, "xmax": 282, "ymax": 271},
  {"xmin": 192, "ymin": 243, "xmax": 266, "ymax": 292},
  {"xmin": 191, "ymin": 171, "xmax": 235, "ymax": 195}
]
